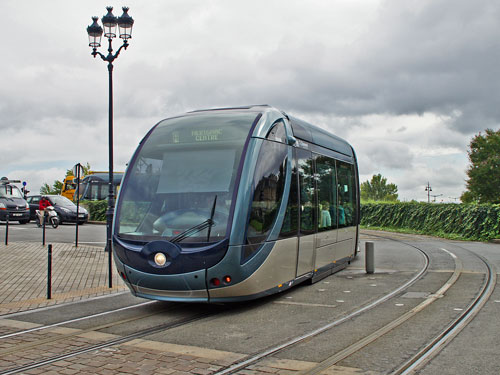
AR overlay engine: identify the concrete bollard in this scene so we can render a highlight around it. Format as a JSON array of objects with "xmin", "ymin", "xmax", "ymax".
[{"xmin": 365, "ymin": 241, "xmax": 375, "ymax": 274}]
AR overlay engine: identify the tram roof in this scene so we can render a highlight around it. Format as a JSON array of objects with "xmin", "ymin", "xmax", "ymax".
[
  {"xmin": 186, "ymin": 105, "xmax": 354, "ymax": 157},
  {"xmin": 82, "ymin": 172, "xmax": 124, "ymax": 183}
]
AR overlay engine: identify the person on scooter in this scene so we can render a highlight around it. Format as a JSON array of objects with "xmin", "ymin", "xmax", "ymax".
[{"xmin": 38, "ymin": 196, "xmax": 51, "ymax": 225}]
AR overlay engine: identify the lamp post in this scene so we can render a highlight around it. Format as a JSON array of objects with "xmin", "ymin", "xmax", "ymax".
[
  {"xmin": 87, "ymin": 7, "xmax": 134, "ymax": 288},
  {"xmin": 425, "ymin": 182, "xmax": 432, "ymax": 203}
]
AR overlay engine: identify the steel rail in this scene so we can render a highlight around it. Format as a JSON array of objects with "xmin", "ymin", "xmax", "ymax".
[
  {"xmin": 0, "ymin": 300, "xmax": 156, "ymax": 339},
  {"xmin": 0, "ymin": 304, "xmax": 170, "ymax": 357},
  {"xmin": 213, "ymin": 237, "xmax": 430, "ymax": 375},
  {"xmin": 0, "ymin": 291, "xmax": 129, "ymax": 319},
  {"xmin": 297, "ymin": 246, "xmax": 463, "ymax": 375},
  {"xmin": 0, "ymin": 310, "xmax": 216, "ymax": 375},
  {"xmin": 391, "ymin": 245, "xmax": 497, "ymax": 374}
]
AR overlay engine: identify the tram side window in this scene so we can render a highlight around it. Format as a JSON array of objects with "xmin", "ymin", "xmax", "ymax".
[
  {"xmin": 266, "ymin": 120, "xmax": 287, "ymax": 143},
  {"xmin": 297, "ymin": 149, "xmax": 315, "ymax": 235},
  {"xmin": 337, "ymin": 161, "xmax": 357, "ymax": 228},
  {"xmin": 279, "ymin": 155, "xmax": 298, "ymax": 239},
  {"xmin": 246, "ymin": 140, "xmax": 288, "ymax": 244},
  {"xmin": 315, "ymin": 155, "xmax": 337, "ymax": 232}
]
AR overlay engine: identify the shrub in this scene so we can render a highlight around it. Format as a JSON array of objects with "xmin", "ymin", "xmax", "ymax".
[
  {"xmin": 80, "ymin": 200, "xmax": 107, "ymax": 221},
  {"xmin": 360, "ymin": 202, "xmax": 500, "ymax": 241}
]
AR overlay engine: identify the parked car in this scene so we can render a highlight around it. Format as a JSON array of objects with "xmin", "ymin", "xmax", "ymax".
[
  {"xmin": 0, "ymin": 177, "xmax": 30, "ymax": 224},
  {"xmin": 27, "ymin": 195, "xmax": 89, "ymax": 224}
]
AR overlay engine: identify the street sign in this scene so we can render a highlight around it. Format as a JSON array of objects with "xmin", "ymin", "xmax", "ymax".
[{"xmin": 73, "ymin": 163, "xmax": 85, "ymax": 178}]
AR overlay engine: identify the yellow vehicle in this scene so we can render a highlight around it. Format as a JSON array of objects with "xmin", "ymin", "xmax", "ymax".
[{"xmin": 61, "ymin": 176, "xmax": 77, "ymax": 200}]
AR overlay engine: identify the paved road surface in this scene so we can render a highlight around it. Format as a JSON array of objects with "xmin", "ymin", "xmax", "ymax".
[{"xmin": 0, "ymin": 221, "xmax": 106, "ymax": 247}]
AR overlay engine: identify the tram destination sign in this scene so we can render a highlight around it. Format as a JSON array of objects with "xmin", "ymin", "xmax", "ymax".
[{"xmin": 171, "ymin": 128, "xmax": 224, "ymax": 144}]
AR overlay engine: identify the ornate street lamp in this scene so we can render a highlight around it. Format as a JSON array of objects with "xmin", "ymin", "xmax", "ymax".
[
  {"xmin": 87, "ymin": 7, "xmax": 134, "ymax": 288},
  {"xmin": 425, "ymin": 182, "xmax": 432, "ymax": 203}
]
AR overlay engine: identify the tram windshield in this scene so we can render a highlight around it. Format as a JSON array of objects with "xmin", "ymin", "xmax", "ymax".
[{"xmin": 116, "ymin": 111, "xmax": 260, "ymax": 243}]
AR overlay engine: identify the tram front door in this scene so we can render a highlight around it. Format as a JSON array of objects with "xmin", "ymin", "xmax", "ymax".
[{"xmin": 295, "ymin": 149, "xmax": 316, "ymax": 277}]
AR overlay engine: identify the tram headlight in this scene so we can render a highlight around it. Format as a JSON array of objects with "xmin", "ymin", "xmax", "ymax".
[{"xmin": 154, "ymin": 252, "xmax": 167, "ymax": 267}]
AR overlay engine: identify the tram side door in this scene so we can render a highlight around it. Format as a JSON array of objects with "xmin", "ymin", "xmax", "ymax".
[{"xmin": 295, "ymin": 149, "xmax": 316, "ymax": 277}]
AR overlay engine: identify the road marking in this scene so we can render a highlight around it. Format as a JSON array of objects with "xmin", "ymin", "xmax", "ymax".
[{"xmin": 440, "ymin": 247, "xmax": 457, "ymax": 259}]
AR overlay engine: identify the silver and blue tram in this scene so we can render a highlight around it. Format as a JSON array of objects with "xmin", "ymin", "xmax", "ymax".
[{"xmin": 113, "ymin": 105, "xmax": 360, "ymax": 303}]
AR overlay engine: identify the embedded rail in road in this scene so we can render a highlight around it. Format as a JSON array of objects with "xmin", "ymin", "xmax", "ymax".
[{"xmin": 0, "ymin": 231, "xmax": 498, "ymax": 374}]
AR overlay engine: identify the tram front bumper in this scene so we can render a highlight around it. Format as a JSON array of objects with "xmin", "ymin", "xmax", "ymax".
[{"xmin": 114, "ymin": 254, "xmax": 209, "ymax": 302}]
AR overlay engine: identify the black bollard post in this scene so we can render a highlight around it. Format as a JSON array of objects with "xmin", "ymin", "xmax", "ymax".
[
  {"xmin": 75, "ymin": 164, "xmax": 81, "ymax": 248},
  {"xmin": 42, "ymin": 212, "xmax": 46, "ymax": 246},
  {"xmin": 47, "ymin": 244, "xmax": 52, "ymax": 299},
  {"xmin": 5, "ymin": 213, "xmax": 9, "ymax": 245},
  {"xmin": 108, "ymin": 244, "xmax": 113, "ymax": 288}
]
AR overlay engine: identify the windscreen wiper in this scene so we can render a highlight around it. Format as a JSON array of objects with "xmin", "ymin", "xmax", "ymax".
[{"xmin": 170, "ymin": 195, "xmax": 218, "ymax": 243}]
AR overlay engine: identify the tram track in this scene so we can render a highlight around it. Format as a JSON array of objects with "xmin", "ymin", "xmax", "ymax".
[
  {"xmin": 0, "ymin": 310, "xmax": 216, "ymax": 375},
  {"xmin": 1, "ymin": 233, "xmax": 495, "ymax": 375},
  {"xmin": 213, "ymin": 234, "xmax": 431, "ymax": 375},
  {"xmin": 0, "ymin": 232, "xmax": 431, "ymax": 375},
  {"xmin": 0, "ymin": 300, "xmax": 156, "ymax": 339},
  {"xmin": 213, "ymin": 233, "xmax": 496, "ymax": 375},
  {"xmin": 0, "ymin": 302, "xmax": 170, "ymax": 357},
  {"xmin": 391, "ymin": 242, "xmax": 497, "ymax": 374}
]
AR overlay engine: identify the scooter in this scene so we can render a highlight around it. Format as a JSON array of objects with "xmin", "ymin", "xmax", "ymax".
[{"xmin": 36, "ymin": 206, "xmax": 59, "ymax": 229}]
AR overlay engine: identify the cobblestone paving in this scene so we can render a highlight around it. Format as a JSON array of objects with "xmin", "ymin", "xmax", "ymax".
[{"xmin": 0, "ymin": 242, "xmax": 126, "ymax": 315}]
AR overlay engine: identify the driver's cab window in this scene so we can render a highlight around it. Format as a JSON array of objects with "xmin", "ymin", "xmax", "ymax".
[{"xmin": 266, "ymin": 120, "xmax": 287, "ymax": 143}]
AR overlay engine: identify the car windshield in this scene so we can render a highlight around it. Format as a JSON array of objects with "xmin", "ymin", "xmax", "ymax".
[
  {"xmin": 115, "ymin": 111, "xmax": 259, "ymax": 243},
  {"xmin": 0, "ymin": 185, "xmax": 23, "ymax": 198},
  {"xmin": 50, "ymin": 196, "xmax": 75, "ymax": 207}
]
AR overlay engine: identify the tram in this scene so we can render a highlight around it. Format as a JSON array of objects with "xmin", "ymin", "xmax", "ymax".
[
  {"xmin": 113, "ymin": 105, "xmax": 360, "ymax": 302},
  {"xmin": 76, "ymin": 172, "xmax": 124, "ymax": 201}
]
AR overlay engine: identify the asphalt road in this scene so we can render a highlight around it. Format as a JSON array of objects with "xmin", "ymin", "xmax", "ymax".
[{"xmin": 0, "ymin": 221, "xmax": 107, "ymax": 247}]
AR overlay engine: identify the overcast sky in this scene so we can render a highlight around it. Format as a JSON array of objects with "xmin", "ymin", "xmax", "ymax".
[{"xmin": 1, "ymin": 0, "xmax": 499, "ymax": 202}]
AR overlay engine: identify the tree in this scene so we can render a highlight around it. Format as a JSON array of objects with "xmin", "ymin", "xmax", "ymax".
[
  {"xmin": 462, "ymin": 129, "xmax": 500, "ymax": 204},
  {"xmin": 40, "ymin": 180, "xmax": 63, "ymax": 195},
  {"xmin": 361, "ymin": 174, "xmax": 398, "ymax": 202}
]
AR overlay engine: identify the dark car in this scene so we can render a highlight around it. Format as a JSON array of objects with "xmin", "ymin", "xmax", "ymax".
[
  {"xmin": 0, "ymin": 178, "xmax": 30, "ymax": 224},
  {"xmin": 27, "ymin": 195, "xmax": 89, "ymax": 224}
]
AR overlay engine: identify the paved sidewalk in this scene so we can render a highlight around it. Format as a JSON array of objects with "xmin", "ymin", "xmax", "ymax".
[{"xmin": 0, "ymin": 242, "xmax": 126, "ymax": 315}]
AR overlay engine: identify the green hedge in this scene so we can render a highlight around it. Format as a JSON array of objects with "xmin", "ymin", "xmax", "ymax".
[
  {"xmin": 361, "ymin": 202, "xmax": 500, "ymax": 241},
  {"xmin": 83, "ymin": 198, "xmax": 500, "ymax": 241},
  {"xmin": 80, "ymin": 200, "xmax": 108, "ymax": 221}
]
